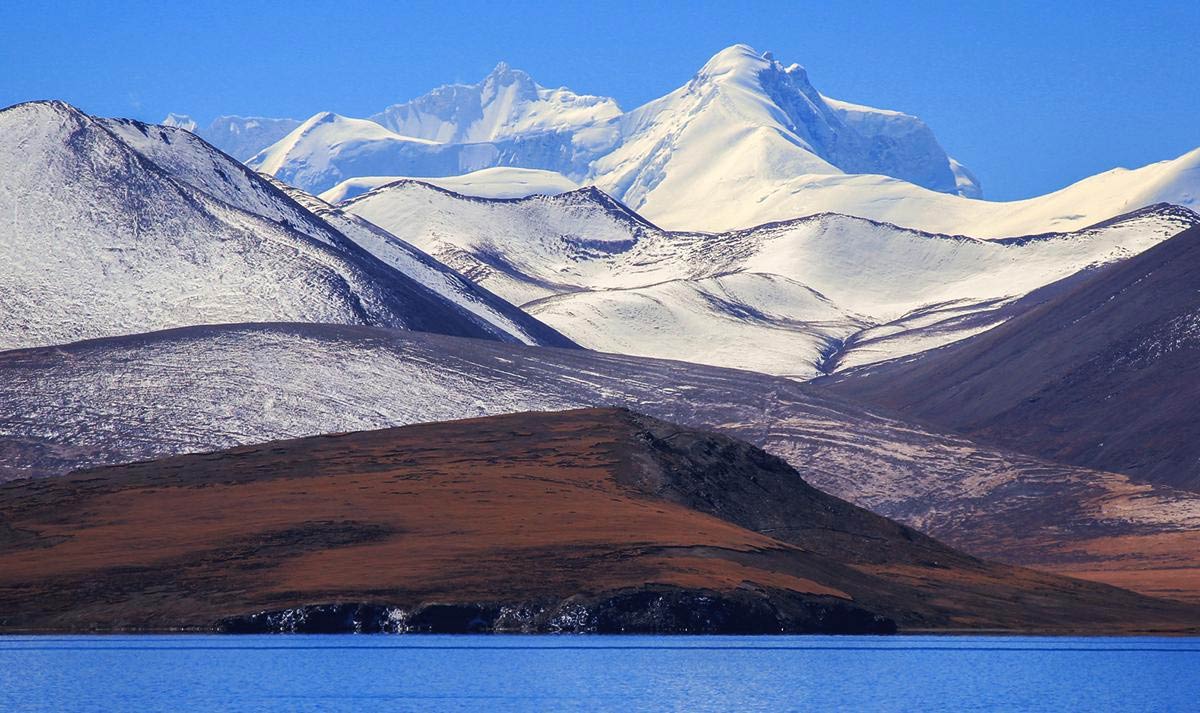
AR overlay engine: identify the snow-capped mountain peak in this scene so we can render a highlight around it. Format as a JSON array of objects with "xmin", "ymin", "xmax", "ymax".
[
  {"xmin": 162, "ymin": 112, "xmax": 198, "ymax": 132},
  {"xmin": 479, "ymin": 61, "xmax": 539, "ymax": 106},
  {"xmin": 370, "ymin": 62, "xmax": 621, "ymax": 145},
  {"xmin": 246, "ymin": 111, "xmax": 442, "ymax": 192},
  {"xmin": 227, "ymin": 46, "xmax": 990, "ymax": 212},
  {"xmin": 589, "ymin": 44, "xmax": 974, "ymax": 225},
  {"xmin": 212, "ymin": 44, "xmax": 1195, "ymax": 235},
  {"xmin": 692, "ymin": 43, "xmax": 770, "ymax": 78}
]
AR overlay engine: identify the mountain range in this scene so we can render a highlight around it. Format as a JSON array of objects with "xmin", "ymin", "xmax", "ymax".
[
  {"xmin": 181, "ymin": 46, "xmax": 980, "ymax": 206},
  {"xmin": 175, "ymin": 44, "xmax": 1198, "ymax": 237},
  {"xmin": 3, "ymin": 42, "xmax": 1200, "ymax": 633},
  {"xmin": 4, "ymin": 321, "xmax": 1200, "ymax": 603},
  {"xmin": 339, "ymin": 179, "xmax": 1197, "ymax": 378}
]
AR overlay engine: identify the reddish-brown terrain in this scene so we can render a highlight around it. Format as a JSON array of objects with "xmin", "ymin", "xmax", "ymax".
[
  {"xmin": 1, "ymin": 408, "xmax": 1197, "ymax": 634},
  {"xmin": 1032, "ymin": 531, "xmax": 1200, "ymax": 604}
]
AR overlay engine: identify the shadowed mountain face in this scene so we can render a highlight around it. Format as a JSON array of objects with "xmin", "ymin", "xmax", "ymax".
[
  {"xmin": 4, "ymin": 323, "xmax": 1200, "ymax": 602},
  {"xmin": 824, "ymin": 225, "xmax": 1200, "ymax": 491},
  {"xmin": 2, "ymin": 408, "xmax": 1197, "ymax": 634}
]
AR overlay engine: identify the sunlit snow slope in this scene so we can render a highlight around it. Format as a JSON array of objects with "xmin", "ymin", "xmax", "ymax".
[
  {"xmin": 0, "ymin": 101, "xmax": 573, "ymax": 350},
  {"xmin": 343, "ymin": 180, "xmax": 1198, "ymax": 378},
  {"xmin": 587, "ymin": 44, "xmax": 1199, "ymax": 233},
  {"xmin": 319, "ymin": 167, "xmax": 579, "ymax": 203},
  {"xmin": 245, "ymin": 44, "xmax": 1197, "ymax": 237}
]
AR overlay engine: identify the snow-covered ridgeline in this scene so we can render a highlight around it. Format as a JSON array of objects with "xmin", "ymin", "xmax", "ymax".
[
  {"xmin": 0, "ymin": 101, "xmax": 573, "ymax": 351},
  {"xmin": 343, "ymin": 180, "xmax": 1198, "ymax": 378},
  {"xmin": 233, "ymin": 45, "xmax": 980, "ymax": 207}
]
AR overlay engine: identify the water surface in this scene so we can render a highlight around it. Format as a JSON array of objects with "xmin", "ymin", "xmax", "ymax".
[{"xmin": 1, "ymin": 635, "xmax": 1196, "ymax": 711}]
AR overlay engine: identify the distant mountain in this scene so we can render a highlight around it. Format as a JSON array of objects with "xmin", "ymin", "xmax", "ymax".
[
  {"xmin": 824, "ymin": 224, "xmax": 1200, "ymax": 491},
  {"xmin": 185, "ymin": 45, "xmax": 1199, "ymax": 235},
  {"xmin": 5, "ymin": 407, "xmax": 1196, "ymax": 634},
  {"xmin": 246, "ymin": 63, "xmax": 621, "ymax": 196},
  {"xmin": 246, "ymin": 111, "xmax": 450, "ymax": 195},
  {"xmin": 370, "ymin": 61, "xmax": 621, "ymax": 145},
  {"xmin": 589, "ymin": 44, "xmax": 978, "ymax": 222},
  {"xmin": 0, "ymin": 100, "xmax": 572, "ymax": 350},
  {"xmin": 163, "ymin": 112, "xmax": 301, "ymax": 161},
  {"xmin": 341, "ymin": 179, "xmax": 1198, "ymax": 378},
  {"xmin": 5, "ymin": 322, "xmax": 1200, "ymax": 603},
  {"xmin": 587, "ymin": 44, "xmax": 1199, "ymax": 233},
  {"xmin": 247, "ymin": 46, "xmax": 985, "ymax": 207},
  {"xmin": 161, "ymin": 112, "xmax": 198, "ymax": 131},
  {"xmin": 247, "ymin": 110, "xmax": 608, "ymax": 196}
]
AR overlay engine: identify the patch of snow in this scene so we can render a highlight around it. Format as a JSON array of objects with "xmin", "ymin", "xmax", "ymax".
[{"xmin": 320, "ymin": 167, "xmax": 579, "ymax": 203}]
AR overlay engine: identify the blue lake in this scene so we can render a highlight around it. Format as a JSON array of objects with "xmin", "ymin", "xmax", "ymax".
[{"xmin": 1, "ymin": 635, "xmax": 1196, "ymax": 712}]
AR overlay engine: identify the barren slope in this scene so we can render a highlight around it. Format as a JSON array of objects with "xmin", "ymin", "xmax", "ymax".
[
  {"xmin": 4, "ymin": 324, "xmax": 1200, "ymax": 601},
  {"xmin": 824, "ymin": 225, "xmax": 1200, "ymax": 491},
  {"xmin": 0, "ymin": 100, "xmax": 570, "ymax": 349},
  {"xmin": 2, "ymin": 409, "xmax": 1195, "ymax": 634}
]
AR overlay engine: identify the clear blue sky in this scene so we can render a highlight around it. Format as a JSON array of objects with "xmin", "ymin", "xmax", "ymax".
[{"xmin": 3, "ymin": 0, "xmax": 1196, "ymax": 200}]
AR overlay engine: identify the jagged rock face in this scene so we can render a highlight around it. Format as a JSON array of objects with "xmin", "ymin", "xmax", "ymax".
[
  {"xmin": 5, "ymin": 323, "xmax": 1200, "ymax": 603},
  {"xmin": 2, "ymin": 408, "xmax": 1196, "ymax": 634},
  {"xmin": 0, "ymin": 101, "xmax": 573, "ymax": 350},
  {"xmin": 824, "ymin": 225, "xmax": 1200, "ymax": 491}
]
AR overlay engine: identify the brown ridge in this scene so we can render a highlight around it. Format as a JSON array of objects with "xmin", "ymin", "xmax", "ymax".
[{"xmin": 1, "ymin": 408, "xmax": 1197, "ymax": 633}]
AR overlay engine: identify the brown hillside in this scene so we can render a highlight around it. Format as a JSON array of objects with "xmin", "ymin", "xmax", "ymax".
[{"xmin": 1, "ymin": 408, "xmax": 1197, "ymax": 634}]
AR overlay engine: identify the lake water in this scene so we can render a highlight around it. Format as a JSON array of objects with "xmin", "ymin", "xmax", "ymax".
[{"xmin": 1, "ymin": 635, "xmax": 1196, "ymax": 712}]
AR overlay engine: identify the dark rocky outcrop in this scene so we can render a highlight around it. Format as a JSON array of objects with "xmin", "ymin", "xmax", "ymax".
[{"xmin": 218, "ymin": 588, "xmax": 896, "ymax": 635}]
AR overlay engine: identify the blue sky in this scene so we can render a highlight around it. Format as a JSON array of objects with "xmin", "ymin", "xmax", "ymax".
[{"xmin": 2, "ymin": 1, "xmax": 1196, "ymax": 200}]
